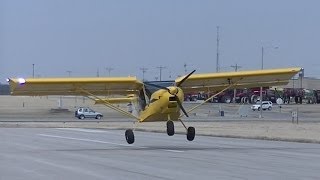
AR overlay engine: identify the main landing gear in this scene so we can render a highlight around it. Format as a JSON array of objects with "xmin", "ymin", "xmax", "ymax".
[
  {"xmin": 167, "ymin": 120, "xmax": 195, "ymax": 141},
  {"xmin": 167, "ymin": 120, "xmax": 175, "ymax": 136},
  {"xmin": 167, "ymin": 120, "xmax": 196, "ymax": 141},
  {"xmin": 124, "ymin": 120, "xmax": 195, "ymax": 144},
  {"xmin": 187, "ymin": 127, "xmax": 195, "ymax": 141},
  {"xmin": 125, "ymin": 129, "xmax": 135, "ymax": 144}
]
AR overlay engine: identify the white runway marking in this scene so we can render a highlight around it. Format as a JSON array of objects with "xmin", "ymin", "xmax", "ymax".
[
  {"xmin": 39, "ymin": 130, "xmax": 185, "ymax": 153},
  {"xmin": 38, "ymin": 134, "xmax": 133, "ymax": 147},
  {"xmin": 56, "ymin": 128, "xmax": 108, "ymax": 133},
  {"xmin": 164, "ymin": 150, "xmax": 184, "ymax": 153}
]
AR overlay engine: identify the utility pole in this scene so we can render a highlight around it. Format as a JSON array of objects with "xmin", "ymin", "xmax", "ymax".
[
  {"xmin": 230, "ymin": 63, "xmax": 242, "ymax": 72},
  {"xmin": 96, "ymin": 68, "xmax": 100, "ymax": 77},
  {"xmin": 156, "ymin": 66, "xmax": 166, "ymax": 81},
  {"xmin": 183, "ymin": 63, "xmax": 187, "ymax": 74},
  {"xmin": 260, "ymin": 45, "xmax": 278, "ymax": 118},
  {"xmin": 261, "ymin": 47, "xmax": 264, "ymax": 69},
  {"xmin": 105, "ymin": 67, "xmax": 114, "ymax": 76},
  {"xmin": 231, "ymin": 63, "xmax": 242, "ymax": 103},
  {"xmin": 66, "ymin": 70, "xmax": 72, "ymax": 77},
  {"xmin": 140, "ymin": 67, "xmax": 148, "ymax": 81},
  {"xmin": 32, "ymin": 64, "xmax": 35, "ymax": 78},
  {"xmin": 216, "ymin": 26, "xmax": 220, "ymax": 72},
  {"xmin": 260, "ymin": 47, "xmax": 264, "ymax": 118}
]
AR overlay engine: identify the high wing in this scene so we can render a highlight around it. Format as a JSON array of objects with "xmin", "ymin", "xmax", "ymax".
[
  {"xmin": 8, "ymin": 77, "xmax": 143, "ymax": 96},
  {"xmin": 175, "ymin": 67, "xmax": 302, "ymax": 93}
]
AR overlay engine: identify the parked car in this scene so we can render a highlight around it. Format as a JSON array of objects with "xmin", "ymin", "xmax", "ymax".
[
  {"xmin": 75, "ymin": 107, "xmax": 103, "ymax": 119},
  {"xmin": 251, "ymin": 101, "xmax": 273, "ymax": 111}
]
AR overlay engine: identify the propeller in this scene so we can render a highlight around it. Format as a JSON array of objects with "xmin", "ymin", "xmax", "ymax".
[
  {"xmin": 145, "ymin": 70, "xmax": 196, "ymax": 118},
  {"xmin": 176, "ymin": 97, "xmax": 189, "ymax": 117},
  {"xmin": 176, "ymin": 70, "xmax": 196, "ymax": 87}
]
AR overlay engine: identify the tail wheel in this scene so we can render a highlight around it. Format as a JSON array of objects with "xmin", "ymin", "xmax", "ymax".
[
  {"xmin": 187, "ymin": 127, "xmax": 195, "ymax": 141},
  {"xmin": 167, "ymin": 120, "xmax": 175, "ymax": 136},
  {"xmin": 79, "ymin": 115, "xmax": 85, "ymax": 119},
  {"xmin": 125, "ymin": 129, "xmax": 135, "ymax": 144}
]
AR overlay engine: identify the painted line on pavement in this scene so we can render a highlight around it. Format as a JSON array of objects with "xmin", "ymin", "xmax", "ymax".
[
  {"xmin": 38, "ymin": 134, "xmax": 185, "ymax": 153},
  {"xmin": 56, "ymin": 128, "xmax": 108, "ymax": 133},
  {"xmin": 164, "ymin": 150, "xmax": 185, "ymax": 153},
  {"xmin": 38, "ymin": 134, "xmax": 134, "ymax": 147}
]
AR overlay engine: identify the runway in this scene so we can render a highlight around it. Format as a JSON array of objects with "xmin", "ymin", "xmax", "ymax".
[{"xmin": 1, "ymin": 128, "xmax": 320, "ymax": 180}]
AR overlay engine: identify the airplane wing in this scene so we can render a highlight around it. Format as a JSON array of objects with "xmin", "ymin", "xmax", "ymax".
[
  {"xmin": 175, "ymin": 67, "xmax": 302, "ymax": 93},
  {"xmin": 8, "ymin": 77, "xmax": 144, "ymax": 96},
  {"xmin": 94, "ymin": 94, "xmax": 138, "ymax": 104}
]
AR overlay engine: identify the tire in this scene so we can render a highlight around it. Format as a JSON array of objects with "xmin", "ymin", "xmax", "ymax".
[
  {"xmin": 166, "ymin": 120, "xmax": 175, "ymax": 136},
  {"xmin": 79, "ymin": 115, "xmax": 85, "ymax": 120},
  {"xmin": 187, "ymin": 127, "xmax": 195, "ymax": 141},
  {"xmin": 251, "ymin": 95, "xmax": 258, "ymax": 104},
  {"xmin": 258, "ymin": 107, "xmax": 261, "ymax": 111},
  {"xmin": 95, "ymin": 115, "xmax": 102, "ymax": 119},
  {"xmin": 125, "ymin": 129, "xmax": 135, "ymax": 144},
  {"xmin": 222, "ymin": 96, "xmax": 231, "ymax": 103},
  {"xmin": 268, "ymin": 106, "xmax": 272, "ymax": 110}
]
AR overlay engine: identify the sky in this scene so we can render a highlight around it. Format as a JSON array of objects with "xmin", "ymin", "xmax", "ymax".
[{"xmin": 1, "ymin": 0, "xmax": 319, "ymax": 83}]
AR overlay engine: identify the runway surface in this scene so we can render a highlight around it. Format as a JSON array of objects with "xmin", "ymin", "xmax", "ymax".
[{"xmin": 1, "ymin": 128, "xmax": 320, "ymax": 180}]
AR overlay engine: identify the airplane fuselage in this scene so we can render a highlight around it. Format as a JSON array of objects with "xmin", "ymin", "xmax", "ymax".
[{"xmin": 139, "ymin": 86, "xmax": 184, "ymax": 122}]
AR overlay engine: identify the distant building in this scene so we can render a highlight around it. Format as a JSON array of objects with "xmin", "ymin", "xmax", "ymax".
[{"xmin": 282, "ymin": 77, "xmax": 320, "ymax": 90}]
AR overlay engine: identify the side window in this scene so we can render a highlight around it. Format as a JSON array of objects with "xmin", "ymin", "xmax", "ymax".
[{"xmin": 84, "ymin": 109, "xmax": 89, "ymax": 112}]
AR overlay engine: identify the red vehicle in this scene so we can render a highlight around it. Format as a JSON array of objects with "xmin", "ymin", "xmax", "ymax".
[{"xmin": 185, "ymin": 87, "xmax": 279, "ymax": 104}]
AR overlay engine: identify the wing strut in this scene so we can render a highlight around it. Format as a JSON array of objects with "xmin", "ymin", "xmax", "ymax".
[
  {"xmin": 77, "ymin": 88, "xmax": 140, "ymax": 121},
  {"xmin": 180, "ymin": 78, "xmax": 243, "ymax": 118}
]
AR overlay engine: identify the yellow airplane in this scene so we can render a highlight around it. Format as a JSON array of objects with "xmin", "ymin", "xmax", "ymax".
[{"xmin": 7, "ymin": 67, "xmax": 301, "ymax": 144}]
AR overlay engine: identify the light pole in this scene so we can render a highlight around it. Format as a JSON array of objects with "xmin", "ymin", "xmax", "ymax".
[
  {"xmin": 260, "ymin": 45, "xmax": 278, "ymax": 118},
  {"xmin": 231, "ymin": 63, "xmax": 242, "ymax": 103}
]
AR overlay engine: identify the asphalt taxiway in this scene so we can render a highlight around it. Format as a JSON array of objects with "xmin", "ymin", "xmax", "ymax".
[{"xmin": 1, "ymin": 128, "xmax": 320, "ymax": 180}]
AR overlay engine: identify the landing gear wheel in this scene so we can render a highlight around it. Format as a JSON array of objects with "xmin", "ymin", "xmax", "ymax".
[
  {"xmin": 167, "ymin": 120, "xmax": 175, "ymax": 136},
  {"xmin": 187, "ymin": 127, "xmax": 195, "ymax": 141},
  {"xmin": 125, "ymin": 129, "xmax": 135, "ymax": 144}
]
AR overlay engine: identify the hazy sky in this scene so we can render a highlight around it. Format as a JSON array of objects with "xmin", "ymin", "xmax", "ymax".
[{"xmin": 1, "ymin": 0, "xmax": 319, "ymax": 83}]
